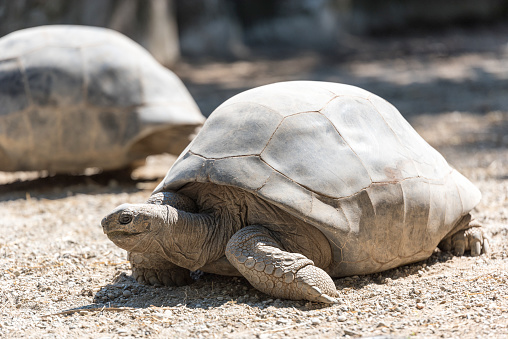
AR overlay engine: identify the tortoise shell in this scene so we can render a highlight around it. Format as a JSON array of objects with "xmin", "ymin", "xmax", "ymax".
[
  {"xmin": 0, "ymin": 25, "xmax": 204, "ymax": 173},
  {"xmin": 154, "ymin": 81, "xmax": 481, "ymax": 276}
]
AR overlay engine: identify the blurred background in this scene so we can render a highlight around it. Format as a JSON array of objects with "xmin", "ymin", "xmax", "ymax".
[
  {"xmin": 2, "ymin": 0, "xmax": 508, "ymax": 118},
  {"xmin": 1, "ymin": 0, "xmax": 508, "ymax": 186}
]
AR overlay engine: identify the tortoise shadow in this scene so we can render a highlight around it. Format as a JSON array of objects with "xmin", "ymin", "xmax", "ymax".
[
  {"xmin": 347, "ymin": 250, "xmax": 457, "ymax": 287},
  {"xmin": 52, "ymin": 250, "xmax": 457, "ymax": 317},
  {"xmin": 0, "ymin": 169, "xmax": 157, "ymax": 202}
]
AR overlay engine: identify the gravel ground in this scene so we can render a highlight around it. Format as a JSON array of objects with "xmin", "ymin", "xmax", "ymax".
[{"xmin": 1, "ymin": 26, "xmax": 508, "ymax": 338}]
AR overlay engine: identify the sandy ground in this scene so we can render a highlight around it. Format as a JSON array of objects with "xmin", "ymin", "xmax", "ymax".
[{"xmin": 1, "ymin": 26, "xmax": 508, "ymax": 338}]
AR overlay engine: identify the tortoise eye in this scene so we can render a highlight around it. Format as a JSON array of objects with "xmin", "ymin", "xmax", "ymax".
[{"xmin": 119, "ymin": 213, "xmax": 133, "ymax": 225}]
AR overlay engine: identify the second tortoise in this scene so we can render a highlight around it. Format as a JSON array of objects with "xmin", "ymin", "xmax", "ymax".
[{"xmin": 0, "ymin": 25, "xmax": 204, "ymax": 173}]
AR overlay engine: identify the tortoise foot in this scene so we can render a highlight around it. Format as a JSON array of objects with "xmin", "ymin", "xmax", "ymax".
[
  {"xmin": 226, "ymin": 226, "xmax": 339, "ymax": 304},
  {"xmin": 128, "ymin": 252, "xmax": 193, "ymax": 287},
  {"xmin": 132, "ymin": 266, "xmax": 193, "ymax": 287},
  {"xmin": 439, "ymin": 219, "xmax": 489, "ymax": 257}
]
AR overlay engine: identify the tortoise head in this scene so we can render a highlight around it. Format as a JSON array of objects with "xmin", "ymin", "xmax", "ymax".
[{"xmin": 101, "ymin": 203, "xmax": 172, "ymax": 252}]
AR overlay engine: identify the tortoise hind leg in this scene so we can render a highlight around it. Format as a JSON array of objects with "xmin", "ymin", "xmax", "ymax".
[
  {"xmin": 225, "ymin": 226, "xmax": 338, "ymax": 303},
  {"xmin": 438, "ymin": 214, "xmax": 490, "ymax": 256}
]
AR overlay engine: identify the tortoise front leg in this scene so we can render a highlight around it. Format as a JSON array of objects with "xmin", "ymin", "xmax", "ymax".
[
  {"xmin": 128, "ymin": 252, "xmax": 193, "ymax": 287},
  {"xmin": 225, "ymin": 226, "xmax": 338, "ymax": 303}
]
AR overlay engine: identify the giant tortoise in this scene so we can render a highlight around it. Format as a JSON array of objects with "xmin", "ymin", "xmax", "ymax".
[
  {"xmin": 0, "ymin": 25, "xmax": 204, "ymax": 173},
  {"xmin": 101, "ymin": 81, "xmax": 488, "ymax": 303}
]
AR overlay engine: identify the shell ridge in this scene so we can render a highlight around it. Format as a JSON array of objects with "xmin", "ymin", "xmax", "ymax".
[
  {"xmin": 424, "ymin": 176, "xmax": 433, "ymax": 251},
  {"xmin": 316, "ymin": 95, "xmax": 339, "ymax": 111},
  {"xmin": 398, "ymin": 178, "xmax": 408, "ymax": 259},
  {"xmin": 259, "ymin": 118, "xmax": 286, "ymax": 155},
  {"xmin": 365, "ymin": 96, "xmax": 421, "ymax": 177},
  {"xmin": 215, "ymin": 101, "xmax": 285, "ymax": 119},
  {"xmin": 319, "ymin": 107, "xmax": 374, "ymax": 184},
  {"xmin": 451, "ymin": 171, "xmax": 466, "ymax": 215},
  {"xmin": 311, "ymin": 83, "xmax": 339, "ymax": 97},
  {"xmin": 363, "ymin": 189, "xmax": 382, "ymax": 264},
  {"xmin": 188, "ymin": 150, "xmax": 260, "ymax": 160},
  {"xmin": 337, "ymin": 202, "xmax": 352, "ymax": 251}
]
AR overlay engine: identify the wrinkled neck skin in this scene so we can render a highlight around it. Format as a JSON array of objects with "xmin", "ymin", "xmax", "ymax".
[{"xmin": 148, "ymin": 206, "xmax": 227, "ymax": 272}]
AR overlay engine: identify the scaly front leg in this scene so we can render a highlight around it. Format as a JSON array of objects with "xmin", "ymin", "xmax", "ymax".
[{"xmin": 225, "ymin": 226, "xmax": 338, "ymax": 303}]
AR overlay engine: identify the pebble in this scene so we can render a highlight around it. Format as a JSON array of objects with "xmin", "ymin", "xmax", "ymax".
[
  {"xmin": 337, "ymin": 315, "xmax": 347, "ymax": 322},
  {"xmin": 122, "ymin": 290, "xmax": 132, "ymax": 297},
  {"xmin": 311, "ymin": 318, "xmax": 321, "ymax": 325}
]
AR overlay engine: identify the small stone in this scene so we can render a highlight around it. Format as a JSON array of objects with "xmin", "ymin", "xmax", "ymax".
[
  {"xmin": 311, "ymin": 318, "xmax": 321, "ymax": 325},
  {"xmin": 416, "ymin": 303, "xmax": 425, "ymax": 309},
  {"xmin": 337, "ymin": 315, "xmax": 347, "ymax": 322},
  {"xmin": 122, "ymin": 290, "xmax": 132, "ymax": 297}
]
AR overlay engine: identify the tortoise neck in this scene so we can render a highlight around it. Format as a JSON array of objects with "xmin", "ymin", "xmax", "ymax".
[{"xmin": 155, "ymin": 207, "xmax": 225, "ymax": 271}]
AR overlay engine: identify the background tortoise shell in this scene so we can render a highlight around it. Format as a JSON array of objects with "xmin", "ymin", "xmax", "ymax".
[{"xmin": 0, "ymin": 25, "xmax": 204, "ymax": 173}]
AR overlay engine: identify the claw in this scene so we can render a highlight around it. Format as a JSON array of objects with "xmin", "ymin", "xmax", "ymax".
[
  {"xmin": 308, "ymin": 285, "xmax": 323, "ymax": 298},
  {"xmin": 452, "ymin": 232, "xmax": 466, "ymax": 256},
  {"xmin": 314, "ymin": 294, "xmax": 339, "ymax": 304},
  {"xmin": 483, "ymin": 238, "xmax": 490, "ymax": 255},
  {"xmin": 471, "ymin": 241, "xmax": 481, "ymax": 256}
]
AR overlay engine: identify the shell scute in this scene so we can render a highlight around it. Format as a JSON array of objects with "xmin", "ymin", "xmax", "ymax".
[
  {"xmin": 83, "ymin": 43, "xmax": 143, "ymax": 107},
  {"xmin": 190, "ymin": 102, "xmax": 283, "ymax": 158},
  {"xmin": 22, "ymin": 46, "xmax": 84, "ymax": 107},
  {"xmin": 321, "ymin": 95, "xmax": 420, "ymax": 182},
  {"xmin": 260, "ymin": 111, "xmax": 371, "ymax": 198},
  {"xmin": 0, "ymin": 59, "xmax": 28, "ymax": 116}
]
